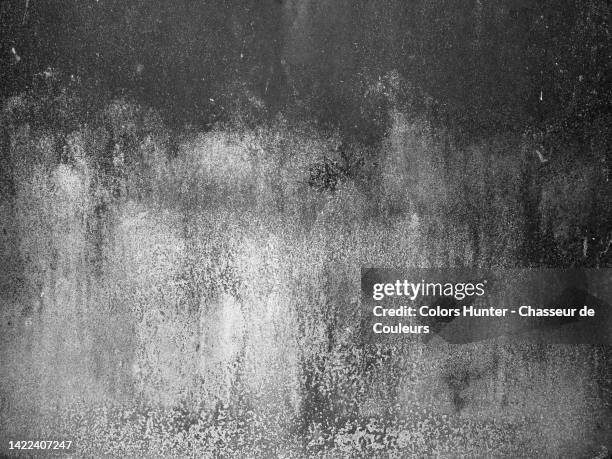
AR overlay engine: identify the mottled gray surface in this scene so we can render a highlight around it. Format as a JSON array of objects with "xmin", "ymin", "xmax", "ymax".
[{"xmin": 0, "ymin": 101, "xmax": 611, "ymax": 458}]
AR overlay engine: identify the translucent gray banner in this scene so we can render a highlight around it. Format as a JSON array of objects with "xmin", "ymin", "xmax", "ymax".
[{"xmin": 361, "ymin": 268, "xmax": 612, "ymax": 344}]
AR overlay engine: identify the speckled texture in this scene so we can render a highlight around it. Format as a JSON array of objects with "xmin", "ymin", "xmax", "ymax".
[{"xmin": 1, "ymin": 98, "xmax": 610, "ymax": 458}]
